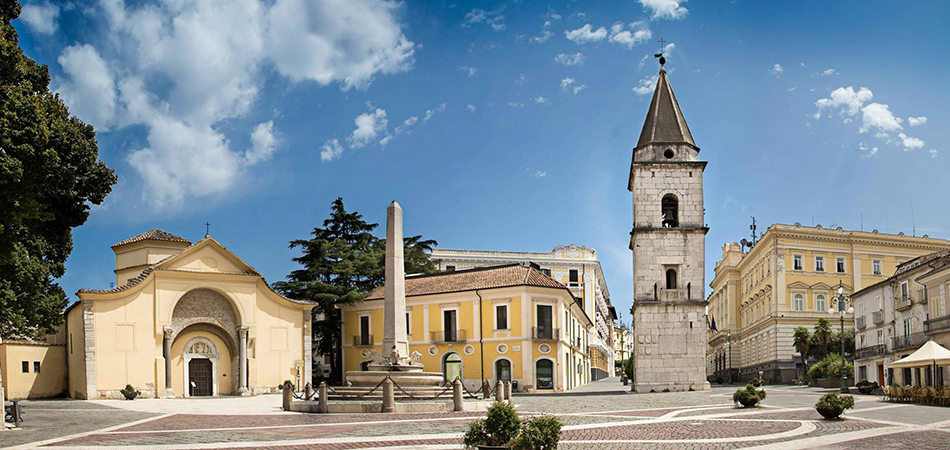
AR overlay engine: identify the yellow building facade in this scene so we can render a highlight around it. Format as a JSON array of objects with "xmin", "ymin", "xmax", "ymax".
[
  {"xmin": 707, "ymin": 223, "xmax": 950, "ymax": 384},
  {"xmin": 0, "ymin": 340, "xmax": 67, "ymax": 400},
  {"xmin": 341, "ymin": 264, "xmax": 593, "ymax": 392},
  {"xmin": 60, "ymin": 229, "xmax": 315, "ymax": 399}
]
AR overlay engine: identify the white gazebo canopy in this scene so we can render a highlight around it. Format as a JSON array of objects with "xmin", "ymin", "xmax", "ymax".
[{"xmin": 888, "ymin": 340, "xmax": 950, "ymax": 368}]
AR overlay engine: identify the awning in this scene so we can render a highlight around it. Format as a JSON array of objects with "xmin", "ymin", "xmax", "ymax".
[{"xmin": 888, "ymin": 340, "xmax": 950, "ymax": 368}]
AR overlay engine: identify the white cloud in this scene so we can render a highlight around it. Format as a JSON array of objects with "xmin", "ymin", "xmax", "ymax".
[
  {"xmin": 633, "ymin": 74, "xmax": 659, "ymax": 95},
  {"xmin": 516, "ymin": 74, "xmax": 528, "ymax": 85},
  {"xmin": 320, "ymin": 139, "xmax": 344, "ymax": 161},
  {"xmin": 788, "ymin": 87, "xmax": 797, "ymax": 92},
  {"xmin": 464, "ymin": 7, "xmax": 505, "ymax": 31},
  {"xmin": 19, "ymin": 1, "xmax": 60, "ymax": 34},
  {"xmin": 821, "ymin": 68, "xmax": 837, "ymax": 76},
  {"xmin": 531, "ymin": 29, "xmax": 554, "ymax": 43},
  {"xmin": 897, "ymin": 132, "xmax": 925, "ymax": 150},
  {"xmin": 555, "ymin": 52, "xmax": 584, "ymax": 65},
  {"xmin": 56, "ymin": 44, "xmax": 117, "ymax": 130},
  {"xmin": 394, "ymin": 116, "xmax": 418, "ymax": 134},
  {"xmin": 560, "ymin": 78, "xmax": 575, "ymax": 89},
  {"xmin": 466, "ymin": 104, "xmax": 477, "ymax": 112},
  {"xmin": 860, "ymin": 102, "xmax": 902, "ymax": 133},
  {"xmin": 859, "ymin": 143, "xmax": 878, "ymax": 159},
  {"xmin": 508, "ymin": 101, "xmax": 524, "ymax": 108},
  {"xmin": 769, "ymin": 63, "xmax": 784, "ymax": 77},
  {"xmin": 638, "ymin": 0, "xmax": 688, "ymax": 20},
  {"xmin": 930, "ymin": 149, "xmax": 938, "ymax": 158},
  {"xmin": 349, "ymin": 106, "xmax": 388, "ymax": 148},
  {"xmin": 531, "ymin": 96, "xmax": 551, "ymax": 105},
  {"xmin": 57, "ymin": 0, "xmax": 416, "ymax": 209},
  {"xmin": 800, "ymin": 62, "xmax": 807, "ymax": 68},
  {"xmin": 245, "ymin": 121, "xmax": 279, "ymax": 164},
  {"xmin": 573, "ymin": 85, "xmax": 587, "ymax": 95},
  {"xmin": 908, "ymin": 116, "xmax": 927, "ymax": 127},
  {"xmin": 423, "ymin": 103, "xmax": 447, "ymax": 123},
  {"xmin": 815, "ymin": 86, "xmax": 873, "ymax": 117},
  {"xmin": 458, "ymin": 66, "xmax": 479, "ymax": 77},
  {"xmin": 565, "ymin": 24, "xmax": 607, "ymax": 43},
  {"xmin": 534, "ymin": 170, "xmax": 548, "ymax": 178},
  {"xmin": 609, "ymin": 26, "xmax": 652, "ymax": 49},
  {"xmin": 560, "ymin": 77, "xmax": 585, "ymax": 95}
]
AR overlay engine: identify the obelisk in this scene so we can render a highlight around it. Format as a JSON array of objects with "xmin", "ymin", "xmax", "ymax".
[{"xmin": 383, "ymin": 201, "xmax": 409, "ymax": 363}]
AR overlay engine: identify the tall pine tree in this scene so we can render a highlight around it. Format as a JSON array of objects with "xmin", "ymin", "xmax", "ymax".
[
  {"xmin": 0, "ymin": 0, "xmax": 116, "ymax": 338},
  {"xmin": 274, "ymin": 198, "xmax": 437, "ymax": 383}
]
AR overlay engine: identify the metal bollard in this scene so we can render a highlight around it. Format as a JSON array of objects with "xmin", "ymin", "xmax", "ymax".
[
  {"xmin": 495, "ymin": 380, "xmax": 504, "ymax": 402},
  {"xmin": 482, "ymin": 380, "xmax": 491, "ymax": 400},
  {"xmin": 505, "ymin": 381, "xmax": 512, "ymax": 404},
  {"xmin": 382, "ymin": 378, "xmax": 395, "ymax": 413},
  {"xmin": 282, "ymin": 385, "xmax": 292, "ymax": 411},
  {"xmin": 318, "ymin": 381, "xmax": 328, "ymax": 414},
  {"xmin": 453, "ymin": 379, "xmax": 464, "ymax": 412}
]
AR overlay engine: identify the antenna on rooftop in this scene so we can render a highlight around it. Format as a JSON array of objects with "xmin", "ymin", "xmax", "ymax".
[{"xmin": 910, "ymin": 196, "xmax": 916, "ymax": 237}]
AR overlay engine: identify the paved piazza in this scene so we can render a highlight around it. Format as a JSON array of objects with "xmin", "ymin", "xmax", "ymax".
[{"xmin": 5, "ymin": 378, "xmax": 950, "ymax": 449}]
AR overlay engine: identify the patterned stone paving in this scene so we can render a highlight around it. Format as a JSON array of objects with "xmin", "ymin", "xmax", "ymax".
[{"xmin": 6, "ymin": 379, "xmax": 950, "ymax": 449}]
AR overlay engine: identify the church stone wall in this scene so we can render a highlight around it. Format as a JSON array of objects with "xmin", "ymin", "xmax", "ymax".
[{"xmin": 632, "ymin": 302, "xmax": 708, "ymax": 392}]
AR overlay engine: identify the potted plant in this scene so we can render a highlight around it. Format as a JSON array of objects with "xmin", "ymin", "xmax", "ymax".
[
  {"xmin": 750, "ymin": 377, "xmax": 761, "ymax": 387},
  {"xmin": 815, "ymin": 392, "xmax": 855, "ymax": 419},
  {"xmin": 464, "ymin": 402, "xmax": 563, "ymax": 450},
  {"xmin": 855, "ymin": 379, "xmax": 878, "ymax": 395},
  {"xmin": 732, "ymin": 383, "xmax": 766, "ymax": 408},
  {"xmin": 120, "ymin": 384, "xmax": 141, "ymax": 400}
]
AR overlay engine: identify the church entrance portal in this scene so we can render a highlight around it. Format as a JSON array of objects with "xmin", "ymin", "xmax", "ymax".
[{"xmin": 189, "ymin": 359, "xmax": 213, "ymax": 396}]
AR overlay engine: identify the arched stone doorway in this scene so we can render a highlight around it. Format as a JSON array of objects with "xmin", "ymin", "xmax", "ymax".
[{"xmin": 163, "ymin": 288, "xmax": 246, "ymax": 397}]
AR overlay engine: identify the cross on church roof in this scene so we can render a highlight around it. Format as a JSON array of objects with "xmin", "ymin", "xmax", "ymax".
[
  {"xmin": 205, "ymin": 222, "xmax": 210, "ymax": 237},
  {"xmin": 654, "ymin": 38, "xmax": 667, "ymax": 67}
]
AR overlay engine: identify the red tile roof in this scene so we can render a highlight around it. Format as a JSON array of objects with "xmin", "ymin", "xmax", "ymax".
[
  {"xmin": 111, "ymin": 229, "xmax": 191, "ymax": 248},
  {"xmin": 365, "ymin": 264, "xmax": 569, "ymax": 300}
]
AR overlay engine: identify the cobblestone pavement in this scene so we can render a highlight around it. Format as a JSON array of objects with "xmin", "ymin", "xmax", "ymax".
[{"xmin": 6, "ymin": 378, "xmax": 950, "ymax": 449}]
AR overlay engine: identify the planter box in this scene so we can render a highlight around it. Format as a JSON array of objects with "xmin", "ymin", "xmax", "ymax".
[{"xmin": 811, "ymin": 377, "xmax": 854, "ymax": 389}]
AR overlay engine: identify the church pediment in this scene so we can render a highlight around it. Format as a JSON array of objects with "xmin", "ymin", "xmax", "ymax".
[
  {"xmin": 155, "ymin": 238, "xmax": 260, "ymax": 276},
  {"xmin": 787, "ymin": 281, "xmax": 810, "ymax": 290},
  {"xmin": 810, "ymin": 282, "xmax": 833, "ymax": 290}
]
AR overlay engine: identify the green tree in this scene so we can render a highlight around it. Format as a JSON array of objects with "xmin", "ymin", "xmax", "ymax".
[
  {"xmin": 793, "ymin": 326, "xmax": 811, "ymax": 379},
  {"xmin": 814, "ymin": 318, "xmax": 833, "ymax": 359},
  {"xmin": 273, "ymin": 198, "xmax": 437, "ymax": 383},
  {"xmin": 0, "ymin": 0, "xmax": 116, "ymax": 339},
  {"xmin": 830, "ymin": 327, "xmax": 855, "ymax": 359}
]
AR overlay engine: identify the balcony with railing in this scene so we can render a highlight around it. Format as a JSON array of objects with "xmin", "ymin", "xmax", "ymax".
[
  {"xmin": 854, "ymin": 344, "xmax": 886, "ymax": 360},
  {"xmin": 352, "ymin": 334, "xmax": 374, "ymax": 347},
  {"xmin": 430, "ymin": 330, "xmax": 467, "ymax": 343},
  {"xmin": 892, "ymin": 332, "xmax": 927, "ymax": 351},
  {"xmin": 872, "ymin": 310, "xmax": 885, "ymax": 325},
  {"xmin": 856, "ymin": 316, "xmax": 866, "ymax": 330},
  {"xmin": 531, "ymin": 327, "xmax": 560, "ymax": 340},
  {"xmin": 895, "ymin": 294, "xmax": 913, "ymax": 311},
  {"xmin": 925, "ymin": 315, "xmax": 950, "ymax": 335}
]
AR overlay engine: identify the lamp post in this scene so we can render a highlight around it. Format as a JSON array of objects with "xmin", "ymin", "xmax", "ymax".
[
  {"xmin": 727, "ymin": 331, "xmax": 733, "ymax": 384},
  {"xmin": 828, "ymin": 281, "xmax": 854, "ymax": 394}
]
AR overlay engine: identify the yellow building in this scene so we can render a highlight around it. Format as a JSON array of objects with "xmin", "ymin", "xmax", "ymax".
[
  {"xmin": 56, "ymin": 229, "xmax": 315, "ymax": 399},
  {"xmin": 341, "ymin": 264, "xmax": 593, "ymax": 392},
  {"xmin": 0, "ymin": 338, "xmax": 67, "ymax": 400},
  {"xmin": 707, "ymin": 223, "xmax": 950, "ymax": 384}
]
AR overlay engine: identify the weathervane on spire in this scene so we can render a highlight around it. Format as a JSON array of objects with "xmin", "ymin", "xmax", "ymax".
[{"xmin": 654, "ymin": 38, "xmax": 667, "ymax": 68}]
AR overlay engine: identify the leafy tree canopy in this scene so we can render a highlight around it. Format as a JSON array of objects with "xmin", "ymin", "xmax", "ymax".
[{"xmin": 0, "ymin": 0, "xmax": 116, "ymax": 338}]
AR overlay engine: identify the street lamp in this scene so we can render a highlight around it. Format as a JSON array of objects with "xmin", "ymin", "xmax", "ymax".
[
  {"xmin": 828, "ymin": 281, "xmax": 855, "ymax": 393},
  {"xmin": 726, "ymin": 331, "xmax": 733, "ymax": 384}
]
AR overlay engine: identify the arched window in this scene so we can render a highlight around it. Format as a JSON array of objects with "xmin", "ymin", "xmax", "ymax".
[
  {"xmin": 661, "ymin": 194, "xmax": 679, "ymax": 228},
  {"xmin": 495, "ymin": 359, "xmax": 511, "ymax": 382},
  {"xmin": 816, "ymin": 295, "xmax": 826, "ymax": 312},
  {"xmin": 666, "ymin": 268, "xmax": 677, "ymax": 289},
  {"xmin": 794, "ymin": 294, "xmax": 804, "ymax": 311},
  {"xmin": 536, "ymin": 359, "xmax": 554, "ymax": 389},
  {"xmin": 442, "ymin": 352, "xmax": 462, "ymax": 382}
]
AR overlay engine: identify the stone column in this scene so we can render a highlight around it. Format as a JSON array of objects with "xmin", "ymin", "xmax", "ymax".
[
  {"xmin": 383, "ymin": 201, "xmax": 409, "ymax": 361},
  {"xmin": 163, "ymin": 326, "xmax": 175, "ymax": 398},
  {"xmin": 238, "ymin": 326, "xmax": 249, "ymax": 395}
]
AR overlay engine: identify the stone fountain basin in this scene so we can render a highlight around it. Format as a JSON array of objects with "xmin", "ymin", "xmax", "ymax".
[{"xmin": 346, "ymin": 369, "xmax": 445, "ymax": 387}]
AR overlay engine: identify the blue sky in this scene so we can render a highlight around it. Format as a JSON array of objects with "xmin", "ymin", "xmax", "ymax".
[{"xmin": 14, "ymin": 0, "xmax": 949, "ymax": 322}]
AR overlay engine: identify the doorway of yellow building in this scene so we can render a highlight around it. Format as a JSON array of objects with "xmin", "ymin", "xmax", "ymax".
[{"xmin": 443, "ymin": 352, "xmax": 462, "ymax": 382}]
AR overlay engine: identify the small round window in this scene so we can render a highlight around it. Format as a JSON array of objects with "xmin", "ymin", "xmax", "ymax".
[{"xmin": 664, "ymin": 149, "xmax": 675, "ymax": 159}]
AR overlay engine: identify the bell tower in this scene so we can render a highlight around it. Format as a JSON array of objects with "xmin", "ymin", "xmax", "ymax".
[{"xmin": 628, "ymin": 54, "xmax": 710, "ymax": 392}]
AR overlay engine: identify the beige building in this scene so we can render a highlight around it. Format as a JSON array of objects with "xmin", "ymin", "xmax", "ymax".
[
  {"xmin": 340, "ymin": 264, "xmax": 593, "ymax": 392},
  {"xmin": 431, "ymin": 246, "xmax": 616, "ymax": 380},
  {"xmin": 0, "ymin": 336, "xmax": 67, "ymax": 400},
  {"xmin": 52, "ymin": 229, "xmax": 315, "ymax": 399},
  {"xmin": 708, "ymin": 223, "xmax": 950, "ymax": 384}
]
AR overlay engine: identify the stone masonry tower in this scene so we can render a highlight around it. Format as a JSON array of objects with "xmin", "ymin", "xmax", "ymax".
[{"xmin": 628, "ymin": 58, "xmax": 710, "ymax": 392}]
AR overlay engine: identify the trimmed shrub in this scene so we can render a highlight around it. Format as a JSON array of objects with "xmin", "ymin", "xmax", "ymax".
[
  {"xmin": 750, "ymin": 377, "xmax": 762, "ymax": 387},
  {"xmin": 732, "ymin": 383, "xmax": 767, "ymax": 408},
  {"xmin": 120, "ymin": 384, "xmax": 141, "ymax": 400},
  {"xmin": 510, "ymin": 415, "xmax": 563, "ymax": 450},
  {"xmin": 808, "ymin": 354, "xmax": 853, "ymax": 380},
  {"xmin": 856, "ymin": 379, "xmax": 878, "ymax": 395},
  {"xmin": 464, "ymin": 402, "xmax": 521, "ymax": 449},
  {"xmin": 816, "ymin": 392, "xmax": 855, "ymax": 419}
]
